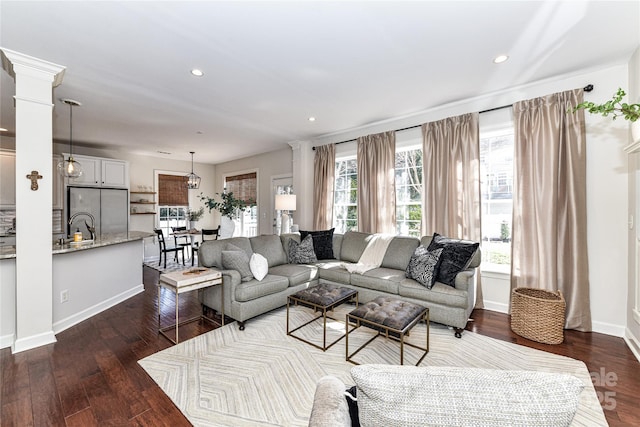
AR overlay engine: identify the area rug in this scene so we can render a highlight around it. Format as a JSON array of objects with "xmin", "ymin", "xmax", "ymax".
[
  {"xmin": 144, "ymin": 256, "xmax": 198, "ymax": 274},
  {"xmin": 138, "ymin": 304, "xmax": 606, "ymax": 427}
]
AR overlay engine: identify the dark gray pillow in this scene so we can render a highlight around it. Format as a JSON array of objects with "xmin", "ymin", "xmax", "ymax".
[
  {"xmin": 405, "ymin": 246, "xmax": 444, "ymax": 289},
  {"xmin": 288, "ymin": 234, "xmax": 318, "ymax": 264},
  {"xmin": 427, "ymin": 233, "xmax": 479, "ymax": 286},
  {"xmin": 221, "ymin": 249, "xmax": 253, "ymax": 282},
  {"xmin": 300, "ymin": 228, "xmax": 335, "ymax": 259}
]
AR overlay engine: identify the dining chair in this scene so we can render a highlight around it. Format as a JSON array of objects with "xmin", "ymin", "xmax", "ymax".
[
  {"xmin": 191, "ymin": 226, "xmax": 220, "ymax": 266},
  {"xmin": 154, "ymin": 228, "xmax": 185, "ymax": 269},
  {"xmin": 171, "ymin": 226, "xmax": 192, "ymax": 258}
]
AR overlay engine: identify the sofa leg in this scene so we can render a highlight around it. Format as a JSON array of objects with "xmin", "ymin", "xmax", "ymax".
[
  {"xmin": 238, "ymin": 321, "xmax": 245, "ymax": 331},
  {"xmin": 454, "ymin": 328, "xmax": 463, "ymax": 338}
]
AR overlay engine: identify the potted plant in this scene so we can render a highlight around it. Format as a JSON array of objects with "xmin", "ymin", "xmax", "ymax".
[
  {"xmin": 572, "ymin": 88, "xmax": 640, "ymax": 122},
  {"xmin": 572, "ymin": 88, "xmax": 640, "ymax": 145},
  {"xmin": 186, "ymin": 206, "xmax": 204, "ymax": 229},
  {"xmin": 199, "ymin": 190, "xmax": 256, "ymax": 238}
]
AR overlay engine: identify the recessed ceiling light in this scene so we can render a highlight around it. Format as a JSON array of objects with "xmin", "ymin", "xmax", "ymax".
[
  {"xmin": 191, "ymin": 69, "xmax": 204, "ymax": 77},
  {"xmin": 0, "ymin": 128, "xmax": 7, "ymax": 132},
  {"xmin": 493, "ymin": 55, "xmax": 509, "ymax": 64},
  {"xmin": 308, "ymin": 117, "xmax": 316, "ymax": 122}
]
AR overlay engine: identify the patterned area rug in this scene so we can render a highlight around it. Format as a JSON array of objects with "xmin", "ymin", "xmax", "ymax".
[
  {"xmin": 138, "ymin": 304, "xmax": 606, "ymax": 427},
  {"xmin": 144, "ymin": 256, "xmax": 198, "ymax": 274}
]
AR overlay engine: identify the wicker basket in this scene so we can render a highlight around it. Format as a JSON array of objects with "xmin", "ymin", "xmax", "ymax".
[{"xmin": 510, "ymin": 287, "xmax": 565, "ymax": 344}]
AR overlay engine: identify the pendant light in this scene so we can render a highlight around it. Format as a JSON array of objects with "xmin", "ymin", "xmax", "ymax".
[
  {"xmin": 58, "ymin": 98, "xmax": 83, "ymax": 178},
  {"xmin": 185, "ymin": 151, "xmax": 201, "ymax": 189}
]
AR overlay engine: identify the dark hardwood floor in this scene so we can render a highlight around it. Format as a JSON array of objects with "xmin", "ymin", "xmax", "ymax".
[{"xmin": 2, "ymin": 266, "xmax": 639, "ymax": 426}]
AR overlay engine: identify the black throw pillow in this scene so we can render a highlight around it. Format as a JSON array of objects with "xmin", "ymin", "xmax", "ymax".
[
  {"xmin": 427, "ymin": 232, "xmax": 479, "ymax": 287},
  {"xmin": 300, "ymin": 228, "xmax": 335, "ymax": 259},
  {"xmin": 345, "ymin": 386, "xmax": 360, "ymax": 427}
]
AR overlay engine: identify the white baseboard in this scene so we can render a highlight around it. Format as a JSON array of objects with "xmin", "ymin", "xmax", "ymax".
[
  {"xmin": 480, "ymin": 300, "xmax": 509, "ymax": 314},
  {"xmin": 591, "ymin": 320, "xmax": 625, "ymax": 337},
  {"xmin": 0, "ymin": 333, "xmax": 14, "ymax": 349},
  {"xmin": 624, "ymin": 328, "xmax": 640, "ymax": 363},
  {"xmin": 53, "ymin": 284, "xmax": 144, "ymax": 334},
  {"xmin": 12, "ymin": 330, "xmax": 57, "ymax": 354}
]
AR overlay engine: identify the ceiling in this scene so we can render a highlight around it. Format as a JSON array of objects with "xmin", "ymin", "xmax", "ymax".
[{"xmin": 1, "ymin": 1, "xmax": 639, "ymax": 164}]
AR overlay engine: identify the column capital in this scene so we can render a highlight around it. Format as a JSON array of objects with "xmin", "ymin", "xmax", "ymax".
[{"xmin": 1, "ymin": 47, "xmax": 66, "ymax": 86}]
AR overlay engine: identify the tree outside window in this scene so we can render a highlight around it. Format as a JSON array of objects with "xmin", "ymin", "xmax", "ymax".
[
  {"xmin": 333, "ymin": 158, "xmax": 358, "ymax": 233},
  {"xmin": 395, "ymin": 148, "xmax": 423, "ymax": 237}
]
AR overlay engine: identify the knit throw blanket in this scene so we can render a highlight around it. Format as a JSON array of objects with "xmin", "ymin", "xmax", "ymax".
[{"xmin": 343, "ymin": 234, "xmax": 394, "ymax": 274}]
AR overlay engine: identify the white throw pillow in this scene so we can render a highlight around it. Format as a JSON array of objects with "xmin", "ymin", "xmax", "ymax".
[{"xmin": 249, "ymin": 253, "xmax": 268, "ymax": 281}]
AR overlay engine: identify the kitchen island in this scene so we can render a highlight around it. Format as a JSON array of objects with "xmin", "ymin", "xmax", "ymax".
[{"xmin": 0, "ymin": 231, "xmax": 153, "ymax": 349}]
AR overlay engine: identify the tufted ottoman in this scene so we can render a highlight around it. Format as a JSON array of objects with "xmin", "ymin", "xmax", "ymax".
[
  {"xmin": 287, "ymin": 283, "xmax": 358, "ymax": 351},
  {"xmin": 346, "ymin": 296, "xmax": 429, "ymax": 365}
]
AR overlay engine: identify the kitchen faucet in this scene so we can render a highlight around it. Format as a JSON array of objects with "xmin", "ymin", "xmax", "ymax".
[{"xmin": 68, "ymin": 212, "xmax": 96, "ymax": 241}]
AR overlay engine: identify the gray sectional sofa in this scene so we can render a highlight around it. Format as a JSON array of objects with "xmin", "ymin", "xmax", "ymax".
[{"xmin": 197, "ymin": 231, "xmax": 480, "ymax": 337}]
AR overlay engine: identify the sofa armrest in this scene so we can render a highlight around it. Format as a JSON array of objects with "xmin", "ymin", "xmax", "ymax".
[
  {"xmin": 309, "ymin": 376, "xmax": 351, "ymax": 427},
  {"xmin": 453, "ymin": 269, "xmax": 475, "ymax": 292}
]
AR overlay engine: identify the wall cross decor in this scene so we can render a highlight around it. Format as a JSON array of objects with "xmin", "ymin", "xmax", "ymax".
[{"xmin": 26, "ymin": 170, "xmax": 43, "ymax": 191}]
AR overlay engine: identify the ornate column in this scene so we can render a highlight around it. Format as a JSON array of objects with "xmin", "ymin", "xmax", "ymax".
[
  {"xmin": 288, "ymin": 141, "xmax": 314, "ymax": 230},
  {"xmin": 1, "ymin": 48, "xmax": 65, "ymax": 353}
]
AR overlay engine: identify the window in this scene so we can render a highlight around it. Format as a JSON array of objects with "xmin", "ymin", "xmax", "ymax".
[
  {"xmin": 157, "ymin": 174, "xmax": 188, "ymax": 237},
  {"xmin": 225, "ymin": 171, "xmax": 258, "ymax": 237},
  {"xmin": 480, "ymin": 129, "xmax": 514, "ymax": 270},
  {"xmin": 395, "ymin": 148, "xmax": 423, "ymax": 237},
  {"xmin": 333, "ymin": 157, "xmax": 358, "ymax": 233}
]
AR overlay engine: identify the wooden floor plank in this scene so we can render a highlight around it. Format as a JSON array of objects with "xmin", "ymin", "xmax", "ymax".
[{"xmin": 1, "ymin": 264, "xmax": 638, "ymax": 426}]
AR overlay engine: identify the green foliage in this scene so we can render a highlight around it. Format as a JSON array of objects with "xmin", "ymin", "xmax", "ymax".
[
  {"xmin": 572, "ymin": 88, "xmax": 640, "ymax": 122},
  {"xmin": 199, "ymin": 190, "xmax": 256, "ymax": 219},
  {"xmin": 500, "ymin": 221, "xmax": 510, "ymax": 241},
  {"xmin": 187, "ymin": 206, "xmax": 204, "ymax": 221}
]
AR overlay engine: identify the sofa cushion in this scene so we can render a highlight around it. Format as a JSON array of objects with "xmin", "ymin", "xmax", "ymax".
[
  {"xmin": 250, "ymin": 234, "xmax": 288, "ymax": 267},
  {"xmin": 249, "ymin": 253, "xmax": 268, "ymax": 281},
  {"xmin": 380, "ymin": 236, "xmax": 420, "ymax": 270},
  {"xmin": 316, "ymin": 261, "xmax": 352, "ymax": 284},
  {"xmin": 308, "ymin": 376, "xmax": 351, "ymax": 427},
  {"xmin": 350, "ymin": 267, "xmax": 404, "ymax": 294},
  {"xmin": 198, "ymin": 237, "xmax": 253, "ymax": 269},
  {"xmin": 221, "ymin": 248, "xmax": 254, "ymax": 282},
  {"xmin": 300, "ymin": 228, "xmax": 336, "ymax": 259},
  {"xmin": 234, "ymin": 275, "xmax": 289, "ymax": 302},
  {"xmin": 427, "ymin": 233, "xmax": 479, "ymax": 286},
  {"xmin": 268, "ymin": 263, "xmax": 318, "ymax": 287},
  {"xmin": 405, "ymin": 246, "xmax": 443, "ymax": 289},
  {"xmin": 280, "ymin": 234, "xmax": 301, "ymax": 263},
  {"xmin": 398, "ymin": 279, "xmax": 468, "ymax": 308},
  {"xmin": 340, "ymin": 231, "xmax": 371, "ymax": 263},
  {"xmin": 351, "ymin": 364, "xmax": 583, "ymax": 427},
  {"xmin": 288, "ymin": 234, "xmax": 318, "ymax": 264}
]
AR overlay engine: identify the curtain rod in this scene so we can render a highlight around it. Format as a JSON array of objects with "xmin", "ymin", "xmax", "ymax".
[{"xmin": 312, "ymin": 84, "xmax": 594, "ymax": 150}]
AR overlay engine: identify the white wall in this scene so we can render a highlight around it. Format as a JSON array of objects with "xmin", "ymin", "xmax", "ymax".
[
  {"xmin": 312, "ymin": 64, "xmax": 631, "ymax": 337},
  {"xmin": 214, "ymin": 147, "xmax": 293, "ymax": 235}
]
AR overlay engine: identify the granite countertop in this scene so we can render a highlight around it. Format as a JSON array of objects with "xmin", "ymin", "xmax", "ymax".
[{"xmin": 0, "ymin": 231, "xmax": 154, "ymax": 260}]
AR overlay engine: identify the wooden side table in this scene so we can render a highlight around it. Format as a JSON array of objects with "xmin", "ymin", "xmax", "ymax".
[{"xmin": 158, "ymin": 267, "xmax": 223, "ymax": 344}]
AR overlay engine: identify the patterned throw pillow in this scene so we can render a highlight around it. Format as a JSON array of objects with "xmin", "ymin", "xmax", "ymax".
[
  {"xmin": 300, "ymin": 228, "xmax": 335, "ymax": 259},
  {"xmin": 427, "ymin": 233, "xmax": 479, "ymax": 287},
  {"xmin": 288, "ymin": 234, "xmax": 318, "ymax": 264},
  {"xmin": 405, "ymin": 246, "xmax": 443, "ymax": 289},
  {"xmin": 221, "ymin": 247, "xmax": 253, "ymax": 282}
]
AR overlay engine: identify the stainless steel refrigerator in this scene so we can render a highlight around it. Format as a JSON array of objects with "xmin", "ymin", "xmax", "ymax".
[{"xmin": 67, "ymin": 186, "xmax": 129, "ymax": 239}]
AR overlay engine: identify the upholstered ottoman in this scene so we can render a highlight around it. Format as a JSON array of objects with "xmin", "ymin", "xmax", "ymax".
[
  {"xmin": 287, "ymin": 283, "xmax": 358, "ymax": 351},
  {"xmin": 346, "ymin": 296, "xmax": 429, "ymax": 365}
]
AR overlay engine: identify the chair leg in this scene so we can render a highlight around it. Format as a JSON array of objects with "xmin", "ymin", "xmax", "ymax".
[
  {"xmin": 163, "ymin": 252, "xmax": 167, "ymax": 269},
  {"xmin": 181, "ymin": 248, "xmax": 185, "ymax": 266}
]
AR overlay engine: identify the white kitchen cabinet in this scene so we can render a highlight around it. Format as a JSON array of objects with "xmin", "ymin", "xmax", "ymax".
[
  {"xmin": 66, "ymin": 154, "xmax": 128, "ymax": 188},
  {"xmin": 0, "ymin": 151, "xmax": 16, "ymax": 208}
]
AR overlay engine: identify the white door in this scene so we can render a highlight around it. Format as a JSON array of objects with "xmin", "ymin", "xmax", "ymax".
[{"xmin": 271, "ymin": 176, "xmax": 293, "ymax": 235}]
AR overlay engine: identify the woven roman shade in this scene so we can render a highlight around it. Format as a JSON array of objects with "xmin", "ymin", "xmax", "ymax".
[
  {"xmin": 158, "ymin": 174, "xmax": 188, "ymax": 206},
  {"xmin": 225, "ymin": 172, "xmax": 257, "ymax": 202}
]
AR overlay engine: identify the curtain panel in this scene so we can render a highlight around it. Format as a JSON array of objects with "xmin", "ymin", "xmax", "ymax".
[
  {"xmin": 511, "ymin": 88, "xmax": 591, "ymax": 331},
  {"xmin": 421, "ymin": 113, "xmax": 483, "ymax": 307},
  {"xmin": 313, "ymin": 144, "xmax": 336, "ymax": 230},
  {"xmin": 356, "ymin": 131, "xmax": 396, "ymax": 234}
]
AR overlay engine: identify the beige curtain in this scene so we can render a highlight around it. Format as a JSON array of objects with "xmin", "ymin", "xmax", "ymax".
[
  {"xmin": 422, "ymin": 113, "xmax": 483, "ymax": 308},
  {"xmin": 357, "ymin": 131, "xmax": 396, "ymax": 233},
  {"xmin": 511, "ymin": 89, "xmax": 591, "ymax": 331},
  {"xmin": 313, "ymin": 144, "xmax": 336, "ymax": 230}
]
